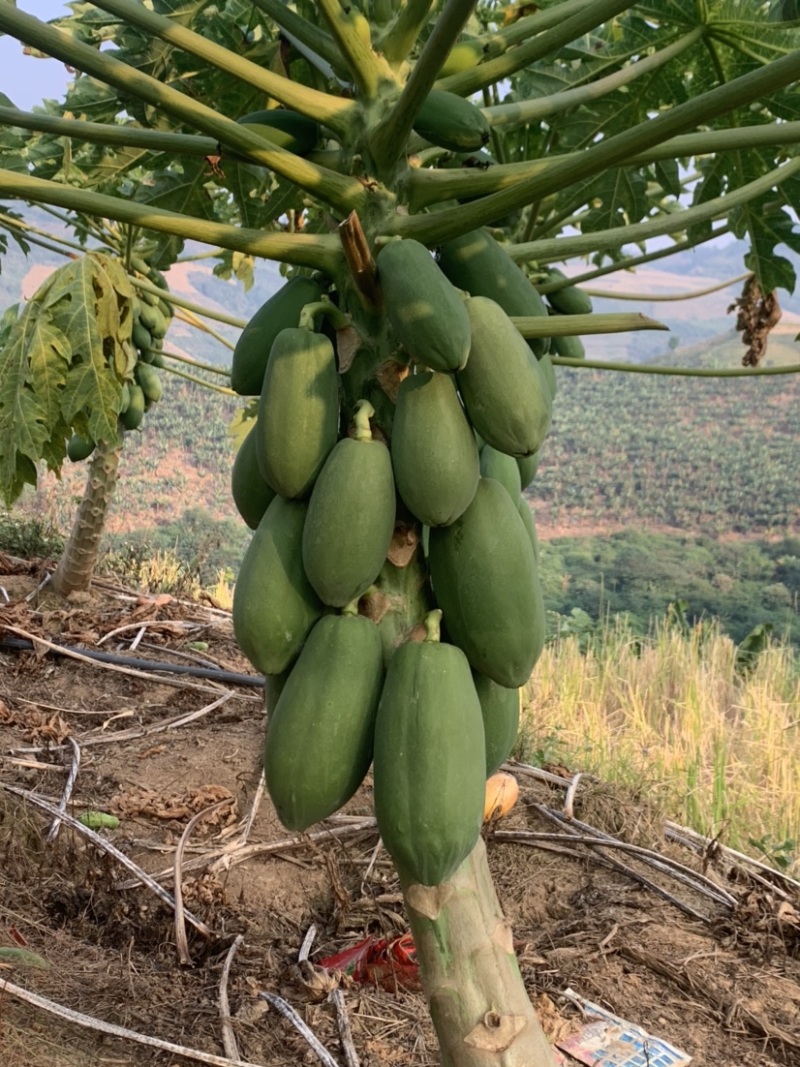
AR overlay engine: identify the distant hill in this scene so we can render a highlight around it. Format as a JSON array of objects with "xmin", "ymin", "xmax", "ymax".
[{"xmin": 3, "ymin": 210, "xmax": 800, "ymax": 368}]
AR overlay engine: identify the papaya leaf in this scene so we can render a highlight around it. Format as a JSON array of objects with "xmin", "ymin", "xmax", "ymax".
[
  {"xmin": 0, "ymin": 254, "xmax": 134, "ymax": 503},
  {"xmin": 0, "ymin": 301, "xmax": 72, "ymax": 503}
]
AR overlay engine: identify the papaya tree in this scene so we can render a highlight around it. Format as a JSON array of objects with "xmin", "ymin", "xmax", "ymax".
[{"xmin": 1, "ymin": 1, "xmax": 800, "ymax": 1064}]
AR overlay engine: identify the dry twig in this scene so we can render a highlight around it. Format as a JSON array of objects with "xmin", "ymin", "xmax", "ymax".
[
  {"xmin": 116, "ymin": 818, "xmax": 378, "ymax": 889},
  {"xmin": 219, "ymin": 934, "xmax": 245, "ymax": 1063},
  {"xmin": 175, "ymin": 799, "xmax": 232, "ymax": 965},
  {"xmin": 259, "ymin": 991, "xmax": 342, "ymax": 1067},
  {"xmin": 330, "ymin": 988, "xmax": 361, "ymax": 1067},
  {"xmin": 46, "ymin": 735, "xmax": 81, "ymax": 843}
]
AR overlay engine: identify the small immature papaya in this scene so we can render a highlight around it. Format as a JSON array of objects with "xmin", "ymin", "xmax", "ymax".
[
  {"xmin": 231, "ymin": 276, "xmax": 324, "ymax": 396},
  {"xmin": 391, "ymin": 371, "xmax": 479, "ymax": 527},
  {"xmin": 377, "ymin": 239, "xmax": 471, "ymax": 373}
]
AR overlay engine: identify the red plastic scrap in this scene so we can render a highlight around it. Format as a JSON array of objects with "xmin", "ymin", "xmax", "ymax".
[{"xmin": 319, "ymin": 933, "xmax": 420, "ymax": 992}]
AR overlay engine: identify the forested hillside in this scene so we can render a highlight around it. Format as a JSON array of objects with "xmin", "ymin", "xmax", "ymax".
[{"xmin": 7, "ymin": 325, "xmax": 797, "ymax": 647}]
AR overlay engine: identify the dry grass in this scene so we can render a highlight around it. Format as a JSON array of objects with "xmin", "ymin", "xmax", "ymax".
[{"xmin": 521, "ymin": 620, "xmax": 800, "ymax": 873}]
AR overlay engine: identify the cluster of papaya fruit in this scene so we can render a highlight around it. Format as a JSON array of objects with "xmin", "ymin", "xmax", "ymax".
[
  {"xmin": 121, "ymin": 257, "xmax": 173, "ymax": 431},
  {"xmin": 66, "ymin": 257, "xmax": 173, "ymax": 463},
  {"xmin": 229, "ymin": 230, "xmax": 590, "ymax": 888}
]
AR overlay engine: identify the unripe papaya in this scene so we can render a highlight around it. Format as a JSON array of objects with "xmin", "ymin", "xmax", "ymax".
[
  {"xmin": 373, "ymin": 618, "xmax": 486, "ymax": 886},
  {"xmin": 67, "ymin": 433, "xmax": 96, "ymax": 462},
  {"xmin": 538, "ymin": 350, "xmax": 558, "ymax": 398},
  {"xmin": 120, "ymin": 384, "xmax": 146, "ymax": 430},
  {"xmin": 135, "ymin": 362, "xmax": 163, "ymax": 404},
  {"xmin": 231, "ymin": 276, "xmax": 324, "ymax": 396},
  {"xmin": 138, "ymin": 301, "xmax": 160, "ymax": 332},
  {"xmin": 543, "ymin": 268, "xmax": 593, "ymax": 315},
  {"xmin": 517, "ymin": 452, "xmax": 539, "ymax": 491},
  {"xmin": 479, "ymin": 444, "xmax": 521, "ymax": 502},
  {"xmin": 132, "ymin": 320, "xmax": 153, "ymax": 354},
  {"xmin": 255, "ymin": 328, "xmax": 339, "ymax": 500},
  {"xmin": 302, "ymin": 403, "xmax": 396, "ymax": 607},
  {"xmin": 517, "ymin": 494, "xmax": 540, "ymax": 563},
  {"xmin": 148, "ymin": 306, "xmax": 168, "ymax": 341},
  {"xmin": 265, "ymin": 611, "xmax": 385, "ymax": 831},
  {"xmin": 458, "ymin": 296, "xmax": 551, "ymax": 458},
  {"xmin": 231, "ymin": 423, "xmax": 276, "ymax": 530},
  {"xmin": 413, "ymin": 89, "xmax": 490, "ymax": 153},
  {"xmin": 437, "ymin": 228, "xmax": 550, "ymax": 357},
  {"xmin": 391, "ymin": 371, "xmax": 479, "ymax": 526},
  {"xmin": 429, "ymin": 478, "xmax": 545, "ymax": 687},
  {"xmin": 473, "ymin": 670, "xmax": 520, "ymax": 776},
  {"xmin": 237, "ymin": 109, "xmax": 321, "ymax": 156},
  {"xmin": 552, "ymin": 332, "xmax": 586, "ymax": 359},
  {"xmin": 377, "ymin": 239, "xmax": 470, "ymax": 373},
  {"xmin": 233, "ymin": 496, "xmax": 324, "ymax": 675}
]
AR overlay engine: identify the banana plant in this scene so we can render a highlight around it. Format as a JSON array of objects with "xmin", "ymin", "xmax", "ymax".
[{"xmin": 1, "ymin": 1, "xmax": 799, "ymax": 1063}]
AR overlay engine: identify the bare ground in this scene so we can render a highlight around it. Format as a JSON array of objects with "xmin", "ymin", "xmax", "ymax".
[{"xmin": 1, "ymin": 553, "xmax": 799, "ymax": 1067}]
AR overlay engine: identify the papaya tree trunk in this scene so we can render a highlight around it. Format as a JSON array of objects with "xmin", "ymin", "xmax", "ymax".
[
  {"xmin": 400, "ymin": 837, "xmax": 558, "ymax": 1067},
  {"xmin": 52, "ymin": 438, "xmax": 122, "ymax": 596}
]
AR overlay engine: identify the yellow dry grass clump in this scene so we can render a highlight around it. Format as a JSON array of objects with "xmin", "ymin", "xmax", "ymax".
[{"xmin": 522, "ymin": 621, "xmax": 800, "ymax": 872}]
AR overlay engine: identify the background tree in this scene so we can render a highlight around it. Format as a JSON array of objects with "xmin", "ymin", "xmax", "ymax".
[{"xmin": 1, "ymin": 1, "xmax": 800, "ymax": 1064}]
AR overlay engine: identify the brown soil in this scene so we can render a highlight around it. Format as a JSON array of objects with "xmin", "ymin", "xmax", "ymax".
[{"xmin": 1, "ymin": 555, "xmax": 799, "ymax": 1067}]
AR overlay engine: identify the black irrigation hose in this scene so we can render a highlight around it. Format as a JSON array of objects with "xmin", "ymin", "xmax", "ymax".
[{"xmin": 0, "ymin": 635, "xmax": 265, "ymax": 688}]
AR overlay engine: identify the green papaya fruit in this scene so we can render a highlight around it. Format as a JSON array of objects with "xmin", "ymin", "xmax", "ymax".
[
  {"xmin": 517, "ymin": 494, "xmax": 540, "ymax": 563},
  {"xmin": 231, "ymin": 276, "xmax": 324, "ymax": 396},
  {"xmin": 66, "ymin": 433, "xmax": 96, "ymax": 462},
  {"xmin": 138, "ymin": 301, "xmax": 160, "ymax": 331},
  {"xmin": 428, "ymin": 478, "xmax": 546, "ymax": 687},
  {"xmin": 538, "ymin": 350, "xmax": 558, "ymax": 398},
  {"xmin": 148, "ymin": 306, "xmax": 168, "ymax": 341},
  {"xmin": 457, "ymin": 296, "xmax": 551, "ymax": 458},
  {"xmin": 265, "ymin": 611, "xmax": 385, "ymax": 830},
  {"xmin": 233, "ymin": 496, "xmax": 324, "ymax": 675},
  {"xmin": 517, "ymin": 452, "xmax": 539, "ymax": 491},
  {"xmin": 120, "ymin": 384, "xmax": 146, "ymax": 430},
  {"xmin": 302, "ymin": 404, "xmax": 396, "ymax": 607},
  {"xmin": 373, "ymin": 617, "xmax": 485, "ymax": 886},
  {"xmin": 437, "ymin": 228, "xmax": 550, "ymax": 357},
  {"xmin": 543, "ymin": 268, "xmax": 593, "ymax": 315},
  {"xmin": 263, "ymin": 671, "xmax": 290, "ymax": 717},
  {"xmin": 132, "ymin": 320, "xmax": 153, "ymax": 354},
  {"xmin": 255, "ymin": 328, "xmax": 340, "ymax": 500},
  {"xmin": 479, "ymin": 445, "xmax": 521, "ymax": 502},
  {"xmin": 473, "ymin": 670, "xmax": 520, "ymax": 776},
  {"xmin": 377, "ymin": 239, "xmax": 471, "ymax": 373},
  {"xmin": 237, "ymin": 109, "xmax": 321, "ymax": 156},
  {"xmin": 552, "ymin": 332, "xmax": 586, "ymax": 359},
  {"xmin": 135, "ymin": 362, "xmax": 163, "ymax": 404},
  {"xmin": 391, "ymin": 371, "xmax": 479, "ymax": 526},
  {"xmin": 413, "ymin": 89, "xmax": 490, "ymax": 153},
  {"xmin": 231, "ymin": 423, "xmax": 277, "ymax": 530}
]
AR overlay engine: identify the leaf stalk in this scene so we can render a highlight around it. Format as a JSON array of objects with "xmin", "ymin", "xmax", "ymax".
[{"xmin": 0, "ymin": 169, "xmax": 344, "ymax": 274}]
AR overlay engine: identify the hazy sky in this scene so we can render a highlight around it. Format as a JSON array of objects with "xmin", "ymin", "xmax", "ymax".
[{"xmin": 1, "ymin": 1, "xmax": 74, "ymax": 111}]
